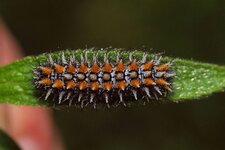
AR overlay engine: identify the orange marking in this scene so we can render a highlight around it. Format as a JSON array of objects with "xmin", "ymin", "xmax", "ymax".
[
  {"xmin": 52, "ymin": 79, "xmax": 64, "ymax": 89},
  {"xmin": 144, "ymin": 78, "xmax": 155, "ymax": 86},
  {"xmin": 156, "ymin": 64, "xmax": 169, "ymax": 71},
  {"xmin": 90, "ymin": 82, "xmax": 99, "ymax": 91},
  {"xmin": 102, "ymin": 62, "xmax": 113, "ymax": 72},
  {"xmin": 38, "ymin": 67, "xmax": 52, "ymax": 75},
  {"xmin": 79, "ymin": 81, "xmax": 88, "ymax": 90},
  {"xmin": 54, "ymin": 64, "xmax": 65, "ymax": 74},
  {"xmin": 130, "ymin": 79, "xmax": 140, "ymax": 88},
  {"xmin": 67, "ymin": 65, "xmax": 76, "ymax": 73},
  {"xmin": 103, "ymin": 82, "xmax": 112, "ymax": 91},
  {"xmin": 116, "ymin": 80, "xmax": 126, "ymax": 90},
  {"xmin": 39, "ymin": 78, "xmax": 52, "ymax": 86},
  {"xmin": 66, "ymin": 80, "xmax": 76, "ymax": 89},
  {"xmin": 155, "ymin": 78, "xmax": 170, "ymax": 86},
  {"xmin": 128, "ymin": 59, "xmax": 138, "ymax": 70},
  {"xmin": 115, "ymin": 60, "xmax": 125, "ymax": 72},
  {"xmin": 90, "ymin": 63, "xmax": 100, "ymax": 73},
  {"xmin": 79, "ymin": 63, "xmax": 88, "ymax": 73},
  {"xmin": 141, "ymin": 61, "xmax": 153, "ymax": 70}
]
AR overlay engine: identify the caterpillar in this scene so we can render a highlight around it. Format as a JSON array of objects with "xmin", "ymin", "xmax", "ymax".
[{"xmin": 33, "ymin": 50, "xmax": 176, "ymax": 108}]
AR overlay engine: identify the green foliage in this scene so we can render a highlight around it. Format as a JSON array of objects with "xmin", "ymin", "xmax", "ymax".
[
  {"xmin": 0, "ymin": 49, "xmax": 224, "ymax": 106},
  {"xmin": 170, "ymin": 58, "xmax": 225, "ymax": 101}
]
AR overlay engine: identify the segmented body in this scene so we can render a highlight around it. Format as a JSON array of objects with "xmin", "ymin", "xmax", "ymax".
[{"xmin": 34, "ymin": 51, "xmax": 176, "ymax": 108}]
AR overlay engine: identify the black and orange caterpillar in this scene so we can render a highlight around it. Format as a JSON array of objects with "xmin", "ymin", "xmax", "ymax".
[{"xmin": 34, "ymin": 50, "xmax": 176, "ymax": 108}]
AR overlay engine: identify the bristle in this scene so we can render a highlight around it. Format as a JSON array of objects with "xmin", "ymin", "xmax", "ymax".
[
  {"xmin": 141, "ymin": 52, "xmax": 147, "ymax": 63},
  {"xmin": 104, "ymin": 53, "xmax": 108, "ymax": 62},
  {"xmin": 153, "ymin": 91, "xmax": 159, "ymax": 100},
  {"xmin": 132, "ymin": 89, "xmax": 138, "ymax": 100},
  {"xmin": 143, "ymin": 87, "xmax": 151, "ymax": 98},
  {"xmin": 93, "ymin": 53, "xmax": 98, "ymax": 63},
  {"xmin": 84, "ymin": 51, "xmax": 88, "ymax": 63},
  {"xmin": 90, "ymin": 93, "xmax": 95, "ymax": 103},
  {"xmin": 129, "ymin": 52, "xmax": 133, "ymax": 61},
  {"xmin": 118, "ymin": 91, "xmax": 126, "ymax": 107},
  {"xmin": 59, "ymin": 91, "xmax": 65, "ymax": 104},
  {"xmin": 34, "ymin": 50, "xmax": 176, "ymax": 108},
  {"xmin": 66, "ymin": 92, "xmax": 72, "ymax": 100},
  {"xmin": 154, "ymin": 56, "xmax": 162, "ymax": 65},
  {"xmin": 48, "ymin": 54, "xmax": 54, "ymax": 65},
  {"xmin": 154, "ymin": 86, "xmax": 162, "ymax": 95},
  {"xmin": 78, "ymin": 93, "xmax": 82, "ymax": 102},
  {"xmin": 104, "ymin": 93, "xmax": 110, "ymax": 108},
  {"xmin": 45, "ymin": 89, "xmax": 52, "ymax": 100},
  {"xmin": 80, "ymin": 54, "xmax": 85, "ymax": 63},
  {"xmin": 116, "ymin": 52, "xmax": 120, "ymax": 63},
  {"xmin": 69, "ymin": 53, "xmax": 75, "ymax": 63},
  {"xmin": 61, "ymin": 52, "xmax": 66, "ymax": 64}
]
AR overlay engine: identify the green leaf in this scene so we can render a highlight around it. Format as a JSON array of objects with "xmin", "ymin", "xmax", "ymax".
[
  {"xmin": 169, "ymin": 58, "xmax": 225, "ymax": 101},
  {"xmin": 0, "ymin": 49, "xmax": 224, "ymax": 106},
  {"xmin": 0, "ymin": 130, "xmax": 20, "ymax": 150}
]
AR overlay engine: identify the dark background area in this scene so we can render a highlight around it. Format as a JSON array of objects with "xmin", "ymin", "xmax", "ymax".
[{"xmin": 0, "ymin": 0, "xmax": 225, "ymax": 149}]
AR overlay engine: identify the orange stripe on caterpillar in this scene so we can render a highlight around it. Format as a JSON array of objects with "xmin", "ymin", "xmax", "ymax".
[
  {"xmin": 39, "ymin": 78, "xmax": 52, "ymax": 86},
  {"xmin": 38, "ymin": 67, "xmax": 52, "ymax": 75},
  {"xmin": 155, "ymin": 78, "xmax": 170, "ymax": 86},
  {"xmin": 115, "ymin": 60, "xmax": 125, "ymax": 72},
  {"xmin": 103, "ymin": 82, "xmax": 113, "ymax": 91},
  {"xmin": 79, "ymin": 81, "xmax": 88, "ymax": 90},
  {"xmin": 54, "ymin": 64, "xmax": 65, "ymax": 74},
  {"xmin": 141, "ymin": 61, "xmax": 153, "ymax": 70},
  {"xmin": 90, "ymin": 82, "xmax": 100, "ymax": 91},
  {"xmin": 128, "ymin": 59, "xmax": 138, "ymax": 70},
  {"xmin": 102, "ymin": 62, "xmax": 113, "ymax": 72},
  {"xmin": 66, "ymin": 80, "xmax": 76, "ymax": 89},
  {"xmin": 52, "ymin": 79, "xmax": 64, "ymax": 89},
  {"xmin": 143, "ymin": 78, "xmax": 156, "ymax": 86},
  {"xmin": 130, "ymin": 79, "xmax": 141, "ymax": 88},
  {"xmin": 67, "ymin": 65, "xmax": 76, "ymax": 73},
  {"xmin": 90, "ymin": 63, "xmax": 100, "ymax": 73},
  {"xmin": 116, "ymin": 80, "xmax": 127, "ymax": 90},
  {"xmin": 79, "ymin": 63, "xmax": 89, "ymax": 73},
  {"xmin": 156, "ymin": 64, "xmax": 169, "ymax": 71}
]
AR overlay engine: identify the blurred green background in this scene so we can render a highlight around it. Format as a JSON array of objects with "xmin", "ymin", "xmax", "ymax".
[{"xmin": 1, "ymin": 0, "xmax": 225, "ymax": 149}]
